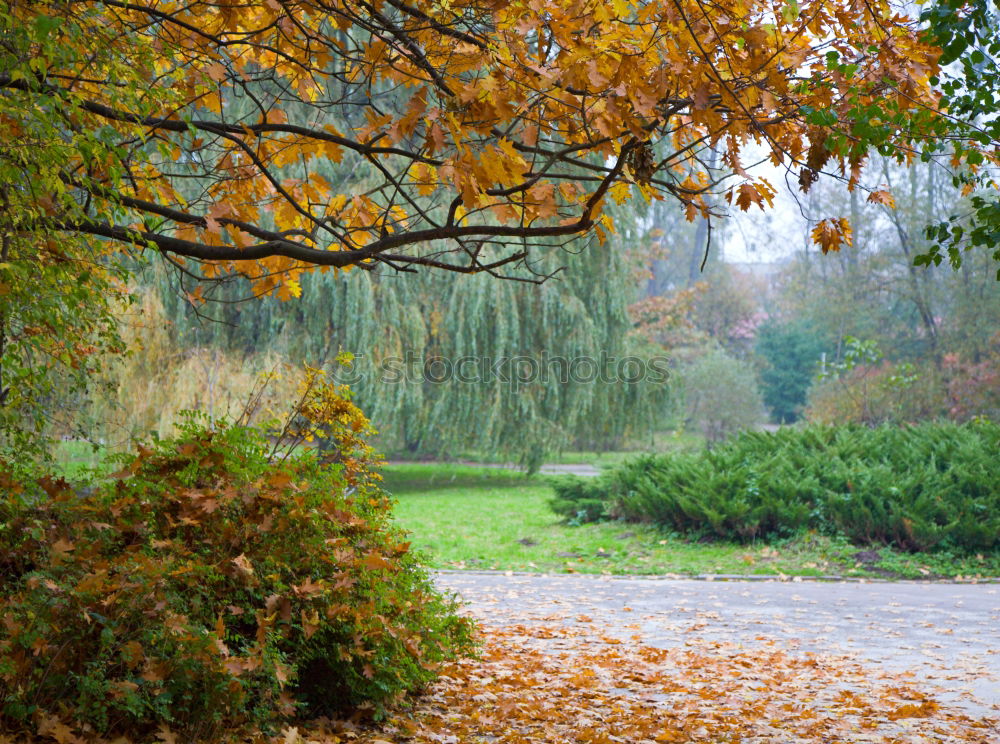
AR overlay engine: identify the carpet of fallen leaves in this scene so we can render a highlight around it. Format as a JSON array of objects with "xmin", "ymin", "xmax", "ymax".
[{"xmin": 287, "ymin": 618, "xmax": 999, "ymax": 744}]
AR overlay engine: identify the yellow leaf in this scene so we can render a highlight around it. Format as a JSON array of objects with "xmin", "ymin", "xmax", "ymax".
[
  {"xmin": 610, "ymin": 182, "xmax": 631, "ymax": 204},
  {"xmin": 867, "ymin": 188, "xmax": 896, "ymax": 208},
  {"xmin": 276, "ymin": 277, "xmax": 302, "ymax": 301},
  {"xmin": 811, "ymin": 217, "xmax": 852, "ymax": 254}
]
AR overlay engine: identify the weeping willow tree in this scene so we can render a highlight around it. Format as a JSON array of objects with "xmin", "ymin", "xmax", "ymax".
[
  {"xmin": 114, "ymin": 60, "xmax": 675, "ymax": 464},
  {"xmin": 155, "ymin": 236, "xmax": 673, "ymax": 465}
]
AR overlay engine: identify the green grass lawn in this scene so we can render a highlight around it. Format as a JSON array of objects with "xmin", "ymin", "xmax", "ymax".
[
  {"xmin": 380, "ymin": 463, "xmax": 536, "ymax": 492},
  {"xmin": 388, "ymin": 477, "xmax": 1000, "ymax": 580},
  {"xmin": 52, "ymin": 439, "xmax": 111, "ymax": 480}
]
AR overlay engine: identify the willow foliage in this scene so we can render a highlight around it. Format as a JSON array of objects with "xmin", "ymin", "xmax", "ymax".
[{"xmin": 159, "ymin": 244, "xmax": 672, "ymax": 464}]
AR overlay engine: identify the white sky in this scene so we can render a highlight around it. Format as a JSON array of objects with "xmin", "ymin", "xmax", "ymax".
[{"xmin": 720, "ymin": 157, "xmax": 814, "ymax": 264}]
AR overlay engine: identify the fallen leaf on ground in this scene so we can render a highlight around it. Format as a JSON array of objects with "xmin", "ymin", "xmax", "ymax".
[{"xmin": 332, "ymin": 623, "xmax": 998, "ymax": 743}]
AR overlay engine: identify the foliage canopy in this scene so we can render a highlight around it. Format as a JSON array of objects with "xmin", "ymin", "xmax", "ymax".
[{"xmin": 1, "ymin": 0, "xmax": 967, "ymax": 294}]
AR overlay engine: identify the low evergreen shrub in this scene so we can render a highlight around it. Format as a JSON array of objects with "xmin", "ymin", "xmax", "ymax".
[
  {"xmin": 546, "ymin": 475, "xmax": 610, "ymax": 523},
  {"xmin": 0, "ymin": 421, "xmax": 474, "ymax": 740},
  {"xmin": 549, "ymin": 421, "xmax": 1000, "ymax": 553}
]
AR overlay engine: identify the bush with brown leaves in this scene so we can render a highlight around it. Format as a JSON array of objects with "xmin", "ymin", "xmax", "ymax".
[{"xmin": 0, "ymin": 420, "xmax": 473, "ymax": 741}]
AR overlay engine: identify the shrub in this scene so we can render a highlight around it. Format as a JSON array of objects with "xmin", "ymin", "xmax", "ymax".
[
  {"xmin": 547, "ymin": 475, "xmax": 613, "ymax": 523},
  {"xmin": 943, "ymin": 341, "xmax": 1000, "ymax": 421},
  {"xmin": 549, "ymin": 422, "xmax": 1000, "ymax": 553},
  {"xmin": 0, "ymin": 418, "xmax": 473, "ymax": 739},
  {"xmin": 806, "ymin": 361, "xmax": 948, "ymax": 425},
  {"xmin": 805, "ymin": 337, "xmax": 947, "ymax": 425},
  {"xmin": 679, "ymin": 349, "xmax": 766, "ymax": 445}
]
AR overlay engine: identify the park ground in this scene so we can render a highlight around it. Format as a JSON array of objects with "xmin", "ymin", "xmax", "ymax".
[
  {"xmin": 53, "ymin": 446, "xmax": 1000, "ymax": 742},
  {"xmin": 336, "ymin": 462, "xmax": 1000, "ymax": 742},
  {"xmin": 403, "ymin": 573, "xmax": 997, "ymax": 741},
  {"xmin": 382, "ymin": 462, "xmax": 1000, "ymax": 581},
  {"xmin": 286, "ymin": 570, "xmax": 1000, "ymax": 744}
]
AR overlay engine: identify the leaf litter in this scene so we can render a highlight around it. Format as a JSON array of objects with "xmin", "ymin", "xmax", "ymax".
[
  {"xmin": 309, "ymin": 622, "xmax": 997, "ymax": 744},
  {"xmin": 311, "ymin": 577, "xmax": 999, "ymax": 744},
  {"xmin": 16, "ymin": 577, "xmax": 997, "ymax": 743}
]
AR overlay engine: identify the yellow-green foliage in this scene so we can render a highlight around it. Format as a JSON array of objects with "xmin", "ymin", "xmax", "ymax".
[
  {"xmin": 68, "ymin": 292, "xmax": 300, "ymax": 447},
  {"xmin": 806, "ymin": 361, "xmax": 946, "ymax": 425}
]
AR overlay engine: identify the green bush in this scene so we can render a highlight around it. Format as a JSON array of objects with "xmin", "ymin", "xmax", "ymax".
[
  {"xmin": 549, "ymin": 421, "xmax": 1000, "ymax": 553},
  {"xmin": 546, "ymin": 475, "xmax": 610, "ymax": 523},
  {"xmin": 0, "ymin": 423, "xmax": 474, "ymax": 740}
]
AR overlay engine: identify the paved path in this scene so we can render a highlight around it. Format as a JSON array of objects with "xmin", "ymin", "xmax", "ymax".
[
  {"xmin": 387, "ymin": 461, "xmax": 603, "ymax": 476},
  {"xmin": 537, "ymin": 463, "xmax": 601, "ymax": 476},
  {"xmin": 435, "ymin": 572, "xmax": 1000, "ymax": 720}
]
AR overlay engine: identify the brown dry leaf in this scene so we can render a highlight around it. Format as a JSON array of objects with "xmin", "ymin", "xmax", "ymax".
[
  {"xmin": 867, "ymin": 188, "xmax": 896, "ymax": 208},
  {"xmin": 293, "ymin": 578, "xmax": 325, "ymax": 597},
  {"xmin": 341, "ymin": 622, "xmax": 997, "ymax": 744},
  {"xmin": 811, "ymin": 217, "xmax": 853, "ymax": 254},
  {"xmin": 362, "ymin": 552, "xmax": 392, "ymax": 571},
  {"xmin": 141, "ymin": 660, "xmax": 169, "ymax": 683},
  {"xmin": 224, "ymin": 657, "xmax": 250, "ymax": 676},
  {"xmin": 51, "ymin": 538, "xmax": 75, "ymax": 554},
  {"xmin": 232, "ymin": 553, "xmax": 255, "ymax": 579},
  {"xmin": 302, "ymin": 609, "xmax": 320, "ymax": 640},
  {"xmin": 267, "ymin": 471, "xmax": 294, "ymax": 489},
  {"xmin": 37, "ymin": 714, "xmax": 80, "ymax": 744}
]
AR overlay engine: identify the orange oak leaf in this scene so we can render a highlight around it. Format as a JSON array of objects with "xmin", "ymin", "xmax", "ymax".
[{"xmin": 811, "ymin": 217, "xmax": 853, "ymax": 254}]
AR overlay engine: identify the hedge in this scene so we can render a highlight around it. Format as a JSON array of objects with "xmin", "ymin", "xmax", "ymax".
[{"xmin": 550, "ymin": 421, "xmax": 1000, "ymax": 553}]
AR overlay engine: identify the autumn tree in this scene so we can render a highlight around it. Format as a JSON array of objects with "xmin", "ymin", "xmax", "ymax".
[
  {"xmin": 2, "ymin": 0, "xmax": 994, "ymax": 459},
  {"xmin": 1, "ymin": 0, "xmax": 965, "ymax": 290}
]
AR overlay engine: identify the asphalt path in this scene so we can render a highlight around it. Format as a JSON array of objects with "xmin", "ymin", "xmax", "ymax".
[{"xmin": 435, "ymin": 572, "xmax": 1000, "ymax": 721}]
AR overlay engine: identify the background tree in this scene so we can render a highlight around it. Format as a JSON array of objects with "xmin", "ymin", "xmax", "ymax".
[
  {"xmin": 136, "ymin": 245, "xmax": 672, "ymax": 466},
  {"xmin": 919, "ymin": 0, "xmax": 1000, "ymax": 275},
  {"xmin": 757, "ymin": 151, "xmax": 999, "ymax": 427},
  {"xmin": 680, "ymin": 349, "xmax": 766, "ymax": 446},
  {"xmin": 755, "ymin": 319, "xmax": 827, "ymax": 423},
  {"xmin": 0, "ymin": 6, "xmax": 146, "ymax": 459}
]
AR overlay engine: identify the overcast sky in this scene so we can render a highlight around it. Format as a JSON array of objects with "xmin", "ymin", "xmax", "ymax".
[{"xmin": 720, "ymin": 154, "xmax": 816, "ymax": 264}]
